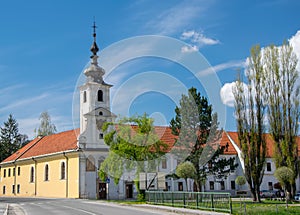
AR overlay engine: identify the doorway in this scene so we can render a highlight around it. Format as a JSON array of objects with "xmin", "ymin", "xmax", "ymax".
[
  {"xmin": 98, "ymin": 182, "xmax": 107, "ymax": 199},
  {"xmin": 125, "ymin": 183, "xmax": 133, "ymax": 199}
]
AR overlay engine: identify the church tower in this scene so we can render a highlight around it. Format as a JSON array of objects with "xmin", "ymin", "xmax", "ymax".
[{"xmin": 78, "ymin": 22, "xmax": 115, "ymax": 149}]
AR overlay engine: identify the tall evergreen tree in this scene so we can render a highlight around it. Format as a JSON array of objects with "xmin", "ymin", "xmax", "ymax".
[
  {"xmin": 264, "ymin": 42, "xmax": 300, "ymax": 196},
  {"xmin": 0, "ymin": 114, "xmax": 22, "ymax": 161},
  {"xmin": 170, "ymin": 87, "xmax": 237, "ymax": 191},
  {"xmin": 36, "ymin": 111, "xmax": 57, "ymax": 136},
  {"xmin": 233, "ymin": 45, "xmax": 267, "ymax": 202}
]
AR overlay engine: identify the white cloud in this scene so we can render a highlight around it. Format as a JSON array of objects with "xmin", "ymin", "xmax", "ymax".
[
  {"xmin": 181, "ymin": 30, "xmax": 220, "ymax": 46},
  {"xmin": 181, "ymin": 45, "xmax": 199, "ymax": 53},
  {"xmin": 144, "ymin": 1, "xmax": 210, "ymax": 35},
  {"xmin": 289, "ymin": 30, "xmax": 300, "ymax": 71},
  {"xmin": 197, "ymin": 60, "xmax": 245, "ymax": 77},
  {"xmin": 220, "ymin": 82, "xmax": 248, "ymax": 107}
]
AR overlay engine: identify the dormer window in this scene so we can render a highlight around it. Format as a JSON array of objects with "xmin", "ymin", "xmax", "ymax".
[{"xmin": 98, "ymin": 90, "xmax": 103, "ymax": 102}]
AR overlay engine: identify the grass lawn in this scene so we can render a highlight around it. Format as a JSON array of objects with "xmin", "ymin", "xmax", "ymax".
[{"xmin": 232, "ymin": 200, "xmax": 300, "ymax": 215}]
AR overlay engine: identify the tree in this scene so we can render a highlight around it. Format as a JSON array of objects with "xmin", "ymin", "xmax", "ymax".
[
  {"xmin": 264, "ymin": 42, "xmax": 300, "ymax": 197},
  {"xmin": 99, "ymin": 114, "xmax": 168, "ymax": 189},
  {"xmin": 274, "ymin": 166, "xmax": 294, "ymax": 208},
  {"xmin": 235, "ymin": 175, "xmax": 246, "ymax": 188},
  {"xmin": 0, "ymin": 114, "xmax": 22, "ymax": 161},
  {"xmin": 170, "ymin": 87, "xmax": 237, "ymax": 192},
  {"xmin": 176, "ymin": 161, "xmax": 196, "ymax": 191},
  {"xmin": 35, "ymin": 111, "xmax": 56, "ymax": 136},
  {"xmin": 233, "ymin": 45, "xmax": 267, "ymax": 202}
]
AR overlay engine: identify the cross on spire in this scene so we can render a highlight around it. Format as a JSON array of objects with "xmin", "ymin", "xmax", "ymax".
[{"xmin": 90, "ymin": 18, "xmax": 99, "ymax": 58}]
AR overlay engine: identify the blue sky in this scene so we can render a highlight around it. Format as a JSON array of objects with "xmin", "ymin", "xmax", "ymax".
[{"xmin": 1, "ymin": 0, "xmax": 300, "ymax": 139}]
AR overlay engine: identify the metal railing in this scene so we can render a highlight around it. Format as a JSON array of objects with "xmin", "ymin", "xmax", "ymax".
[{"xmin": 146, "ymin": 191, "xmax": 232, "ymax": 214}]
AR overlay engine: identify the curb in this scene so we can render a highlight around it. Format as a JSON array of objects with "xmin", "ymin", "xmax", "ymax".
[{"xmin": 3, "ymin": 204, "xmax": 8, "ymax": 215}]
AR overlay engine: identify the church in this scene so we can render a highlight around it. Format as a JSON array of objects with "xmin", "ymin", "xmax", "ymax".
[{"xmin": 1, "ymin": 25, "xmax": 300, "ymax": 200}]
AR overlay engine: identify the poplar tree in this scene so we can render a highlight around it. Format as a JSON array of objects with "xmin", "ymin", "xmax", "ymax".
[
  {"xmin": 264, "ymin": 42, "xmax": 300, "ymax": 196},
  {"xmin": 233, "ymin": 45, "xmax": 267, "ymax": 202}
]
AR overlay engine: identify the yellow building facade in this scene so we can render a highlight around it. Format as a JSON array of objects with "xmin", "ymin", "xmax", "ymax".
[{"xmin": 0, "ymin": 130, "xmax": 81, "ymax": 198}]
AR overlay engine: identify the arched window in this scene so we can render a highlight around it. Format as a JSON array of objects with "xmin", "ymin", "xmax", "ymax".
[
  {"xmin": 83, "ymin": 91, "xmax": 87, "ymax": 103},
  {"xmin": 86, "ymin": 155, "xmax": 95, "ymax": 172},
  {"xmin": 99, "ymin": 111, "xmax": 103, "ymax": 116},
  {"xmin": 30, "ymin": 167, "xmax": 34, "ymax": 183},
  {"xmin": 97, "ymin": 90, "xmax": 103, "ymax": 102},
  {"xmin": 61, "ymin": 162, "xmax": 66, "ymax": 180},
  {"xmin": 99, "ymin": 133, "xmax": 104, "ymax": 139},
  {"xmin": 44, "ymin": 164, "xmax": 49, "ymax": 181}
]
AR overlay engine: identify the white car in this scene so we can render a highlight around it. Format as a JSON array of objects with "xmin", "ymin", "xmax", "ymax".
[{"xmin": 294, "ymin": 193, "xmax": 300, "ymax": 201}]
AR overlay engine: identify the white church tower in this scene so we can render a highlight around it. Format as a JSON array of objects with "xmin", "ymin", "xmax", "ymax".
[{"xmin": 78, "ymin": 22, "xmax": 116, "ymax": 149}]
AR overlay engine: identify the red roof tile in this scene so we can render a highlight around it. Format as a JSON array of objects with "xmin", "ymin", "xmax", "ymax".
[
  {"xmin": 1, "ymin": 129, "xmax": 79, "ymax": 163},
  {"xmin": 226, "ymin": 131, "xmax": 300, "ymax": 158}
]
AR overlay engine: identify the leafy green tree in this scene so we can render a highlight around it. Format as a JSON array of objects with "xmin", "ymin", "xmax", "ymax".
[
  {"xmin": 235, "ymin": 175, "xmax": 246, "ymax": 188},
  {"xmin": 35, "ymin": 111, "xmax": 56, "ymax": 136},
  {"xmin": 0, "ymin": 114, "xmax": 22, "ymax": 161},
  {"xmin": 274, "ymin": 166, "xmax": 294, "ymax": 208},
  {"xmin": 176, "ymin": 161, "xmax": 196, "ymax": 191},
  {"xmin": 264, "ymin": 42, "xmax": 300, "ymax": 197},
  {"xmin": 170, "ymin": 87, "xmax": 237, "ymax": 191},
  {"xmin": 99, "ymin": 114, "xmax": 168, "ymax": 189},
  {"xmin": 233, "ymin": 45, "xmax": 267, "ymax": 202}
]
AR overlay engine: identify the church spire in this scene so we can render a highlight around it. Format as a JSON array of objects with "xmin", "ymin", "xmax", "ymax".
[{"xmin": 90, "ymin": 20, "xmax": 99, "ymax": 58}]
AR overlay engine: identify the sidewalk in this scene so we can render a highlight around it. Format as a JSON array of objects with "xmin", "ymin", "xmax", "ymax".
[
  {"xmin": 0, "ymin": 203, "xmax": 8, "ymax": 215},
  {"xmin": 95, "ymin": 201, "xmax": 230, "ymax": 215}
]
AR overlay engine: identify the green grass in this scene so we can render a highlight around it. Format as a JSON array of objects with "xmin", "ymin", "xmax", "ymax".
[{"xmin": 232, "ymin": 200, "xmax": 300, "ymax": 215}]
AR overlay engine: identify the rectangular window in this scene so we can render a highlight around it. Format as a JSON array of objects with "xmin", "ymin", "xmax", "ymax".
[
  {"xmin": 17, "ymin": 184, "xmax": 20, "ymax": 194},
  {"xmin": 267, "ymin": 162, "xmax": 271, "ymax": 171},
  {"xmin": 8, "ymin": 168, "xmax": 11, "ymax": 177},
  {"xmin": 268, "ymin": 182, "xmax": 273, "ymax": 190},
  {"xmin": 17, "ymin": 167, "xmax": 21, "ymax": 176},
  {"xmin": 161, "ymin": 159, "xmax": 167, "ymax": 169},
  {"xmin": 209, "ymin": 181, "xmax": 214, "ymax": 190},
  {"xmin": 3, "ymin": 169, "xmax": 6, "ymax": 178},
  {"xmin": 231, "ymin": 181, "xmax": 236, "ymax": 190},
  {"xmin": 220, "ymin": 181, "xmax": 225, "ymax": 190},
  {"xmin": 13, "ymin": 168, "xmax": 15, "ymax": 176},
  {"xmin": 2, "ymin": 186, "xmax": 5, "ymax": 195},
  {"xmin": 12, "ymin": 185, "xmax": 15, "ymax": 194}
]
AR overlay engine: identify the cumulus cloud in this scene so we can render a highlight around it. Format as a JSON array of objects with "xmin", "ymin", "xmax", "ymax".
[
  {"xmin": 181, "ymin": 30, "xmax": 220, "ymax": 46},
  {"xmin": 220, "ymin": 82, "xmax": 248, "ymax": 107},
  {"xmin": 289, "ymin": 30, "xmax": 300, "ymax": 70},
  {"xmin": 181, "ymin": 45, "xmax": 199, "ymax": 53}
]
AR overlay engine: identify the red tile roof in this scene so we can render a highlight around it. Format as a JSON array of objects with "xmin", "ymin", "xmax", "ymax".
[
  {"xmin": 226, "ymin": 131, "xmax": 300, "ymax": 158},
  {"xmin": 1, "ymin": 129, "xmax": 79, "ymax": 163},
  {"xmin": 4, "ymin": 126, "xmax": 272, "ymax": 164}
]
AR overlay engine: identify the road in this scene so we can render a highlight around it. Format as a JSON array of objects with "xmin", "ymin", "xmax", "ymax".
[{"xmin": 0, "ymin": 197, "xmax": 179, "ymax": 215}]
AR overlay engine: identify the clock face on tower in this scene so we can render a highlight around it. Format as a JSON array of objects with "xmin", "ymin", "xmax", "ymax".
[{"xmin": 96, "ymin": 119, "xmax": 106, "ymax": 131}]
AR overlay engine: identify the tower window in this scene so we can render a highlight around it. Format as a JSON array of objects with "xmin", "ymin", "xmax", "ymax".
[
  {"xmin": 86, "ymin": 155, "xmax": 96, "ymax": 171},
  {"xmin": 98, "ymin": 90, "xmax": 103, "ymax": 102},
  {"xmin": 99, "ymin": 111, "xmax": 103, "ymax": 115},
  {"xmin": 44, "ymin": 164, "xmax": 49, "ymax": 181},
  {"xmin": 83, "ymin": 91, "xmax": 87, "ymax": 103},
  {"xmin": 99, "ymin": 133, "xmax": 104, "ymax": 139}
]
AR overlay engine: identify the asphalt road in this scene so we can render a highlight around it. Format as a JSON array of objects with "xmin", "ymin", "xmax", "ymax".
[{"xmin": 0, "ymin": 197, "xmax": 178, "ymax": 215}]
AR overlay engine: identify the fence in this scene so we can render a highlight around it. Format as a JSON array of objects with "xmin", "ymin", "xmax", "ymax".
[{"xmin": 146, "ymin": 191, "xmax": 232, "ymax": 214}]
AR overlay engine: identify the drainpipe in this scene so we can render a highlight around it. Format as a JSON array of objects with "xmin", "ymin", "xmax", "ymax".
[
  {"xmin": 32, "ymin": 157, "xmax": 37, "ymax": 196},
  {"xmin": 63, "ymin": 152, "xmax": 69, "ymax": 198}
]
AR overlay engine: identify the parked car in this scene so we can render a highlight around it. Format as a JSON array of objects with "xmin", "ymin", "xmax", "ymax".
[
  {"xmin": 294, "ymin": 193, "xmax": 300, "ymax": 201},
  {"xmin": 260, "ymin": 190, "xmax": 276, "ymax": 198}
]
